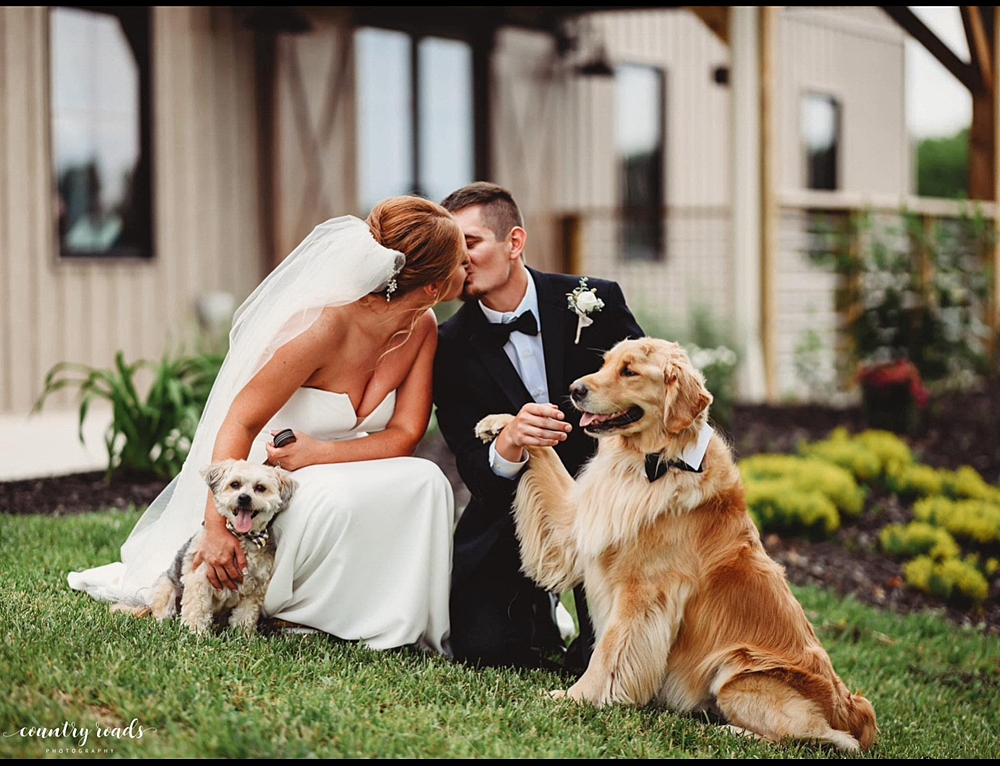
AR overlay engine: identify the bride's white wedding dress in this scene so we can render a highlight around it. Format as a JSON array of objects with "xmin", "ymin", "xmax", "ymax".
[{"xmin": 69, "ymin": 386, "xmax": 455, "ymax": 654}]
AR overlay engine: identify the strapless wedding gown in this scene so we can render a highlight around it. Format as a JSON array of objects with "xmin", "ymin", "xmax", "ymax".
[{"xmin": 69, "ymin": 387, "xmax": 455, "ymax": 654}]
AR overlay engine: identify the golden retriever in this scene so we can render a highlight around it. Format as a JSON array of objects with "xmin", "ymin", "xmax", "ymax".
[{"xmin": 475, "ymin": 338, "xmax": 877, "ymax": 752}]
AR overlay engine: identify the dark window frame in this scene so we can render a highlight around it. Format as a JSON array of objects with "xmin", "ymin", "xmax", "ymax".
[
  {"xmin": 802, "ymin": 91, "xmax": 841, "ymax": 192},
  {"xmin": 615, "ymin": 63, "xmax": 667, "ymax": 263},
  {"xmin": 353, "ymin": 23, "xmax": 484, "ymax": 212},
  {"xmin": 49, "ymin": 5, "xmax": 154, "ymax": 261}
]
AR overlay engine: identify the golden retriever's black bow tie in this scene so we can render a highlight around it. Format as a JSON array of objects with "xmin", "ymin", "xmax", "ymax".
[
  {"xmin": 645, "ymin": 453, "xmax": 701, "ymax": 482},
  {"xmin": 484, "ymin": 310, "xmax": 538, "ymax": 346}
]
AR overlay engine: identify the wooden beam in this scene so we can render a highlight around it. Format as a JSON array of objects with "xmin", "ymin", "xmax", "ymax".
[
  {"xmin": 992, "ymin": 8, "xmax": 1000, "ymax": 370},
  {"xmin": 881, "ymin": 6, "xmax": 978, "ymax": 92},
  {"xmin": 686, "ymin": 6, "xmax": 729, "ymax": 46},
  {"xmin": 961, "ymin": 6, "xmax": 992, "ymax": 92},
  {"xmin": 760, "ymin": 6, "xmax": 777, "ymax": 402}
]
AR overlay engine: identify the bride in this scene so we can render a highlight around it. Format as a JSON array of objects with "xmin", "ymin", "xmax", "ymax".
[{"xmin": 68, "ymin": 196, "xmax": 469, "ymax": 654}]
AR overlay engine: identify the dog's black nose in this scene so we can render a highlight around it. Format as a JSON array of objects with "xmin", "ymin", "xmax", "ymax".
[
  {"xmin": 238, "ymin": 493, "xmax": 252, "ymax": 507},
  {"xmin": 570, "ymin": 381, "xmax": 588, "ymax": 402}
]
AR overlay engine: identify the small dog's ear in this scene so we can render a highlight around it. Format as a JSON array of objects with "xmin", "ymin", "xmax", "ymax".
[
  {"xmin": 201, "ymin": 460, "xmax": 234, "ymax": 493},
  {"xmin": 664, "ymin": 367, "xmax": 713, "ymax": 434},
  {"xmin": 275, "ymin": 469, "xmax": 298, "ymax": 505}
]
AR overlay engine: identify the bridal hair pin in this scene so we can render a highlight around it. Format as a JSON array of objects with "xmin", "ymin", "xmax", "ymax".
[{"xmin": 385, "ymin": 276, "xmax": 399, "ymax": 302}]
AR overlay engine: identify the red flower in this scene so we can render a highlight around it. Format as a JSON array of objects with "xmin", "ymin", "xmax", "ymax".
[{"xmin": 857, "ymin": 360, "xmax": 929, "ymax": 408}]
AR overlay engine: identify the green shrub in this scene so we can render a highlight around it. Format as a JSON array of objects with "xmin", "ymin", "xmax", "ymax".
[
  {"xmin": 739, "ymin": 454, "xmax": 865, "ymax": 518},
  {"xmin": 903, "ymin": 555, "xmax": 990, "ymax": 603},
  {"xmin": 34, "ymin": 350, "xmax": 223, "ymax": 480},
  {"xmin": 912, "ymin": 496, "xmax": 1000, "ymax": 545},
  {"xmin": 878, "ymin": 522, "xmax": 961, "ymax": 560},
  {"xmin": 743, "ymin": 478, "xmax": 840, "ymax": 537}
]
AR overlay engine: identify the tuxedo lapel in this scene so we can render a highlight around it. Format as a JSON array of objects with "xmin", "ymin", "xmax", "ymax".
[
  {"xmin": 460, "ymin": 302, "xmax": 533, "ymax": 411},
  {"xmin": 530, "ymin": 269, "xmax": 569, "ymax": 405}
]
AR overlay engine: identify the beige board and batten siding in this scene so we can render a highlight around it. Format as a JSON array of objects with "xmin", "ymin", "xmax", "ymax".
[
  {"xmin": 270, "ymin": 10, "xmax": 357, "ymax": 267},
  {"xmin": 0, "ymin": 6, "xmax": 265, "ymax": 416},
  {"xmin": 587, "ymin": 9, "xmax": 734, "ymax": 338},
  {"xmin": 776, "ymin": 8, "xmax": 907, "ymax": 400}
]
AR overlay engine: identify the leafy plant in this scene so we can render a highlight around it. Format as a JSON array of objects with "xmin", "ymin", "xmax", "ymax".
[
  {"xmin": 805, "ymin": 206, "xmax": 995, "ymax": 390},
  {"xmin": 34, "ymin": 350, "xmax": 223, "ymax": 481}
]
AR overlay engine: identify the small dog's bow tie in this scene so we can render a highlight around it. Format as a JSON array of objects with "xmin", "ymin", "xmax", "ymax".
[
  {"xmin": 483, "ymin": 310, "xmax": 538, "ymax": 347},
  {"xmin": 226, "ymin": 521, "xmax": 270, "ymax": 549},
  {"xmin": 645, "ymin": 453, "xmax": 702, "ymax": 483}
]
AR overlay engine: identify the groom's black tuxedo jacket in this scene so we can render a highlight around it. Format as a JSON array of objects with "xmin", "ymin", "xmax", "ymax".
[{"xmin": 433, "ymin": 267, "xmax": 644, "ymax": 587}]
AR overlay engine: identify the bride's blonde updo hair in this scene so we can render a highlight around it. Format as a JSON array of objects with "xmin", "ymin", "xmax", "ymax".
[{"xmin": 366, "ymin": 196, "xmax": 465, "ymax": 303}]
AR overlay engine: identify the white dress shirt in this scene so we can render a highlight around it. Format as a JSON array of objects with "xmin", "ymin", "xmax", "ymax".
[
  {"xmin": 482, "ymin": 272, "xmax": 547, "ymax": 478},
  {"xmin": 481, "ymin": 273, "xmax": 714, "ymax": 480}
]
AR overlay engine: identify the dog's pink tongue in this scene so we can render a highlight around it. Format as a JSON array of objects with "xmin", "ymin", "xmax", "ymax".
[
  {"xmin": 580, "ymin": 412, "xmax": 610, "ymax": 427},
  {"xmin": 234, "ymin": 509, "xmax": 253, "ymax": 534}
]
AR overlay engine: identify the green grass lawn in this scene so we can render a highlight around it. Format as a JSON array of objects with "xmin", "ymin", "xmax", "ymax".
[{"xmin": 2, "ymin": 510, "xmax": 999, "ymax": 758}]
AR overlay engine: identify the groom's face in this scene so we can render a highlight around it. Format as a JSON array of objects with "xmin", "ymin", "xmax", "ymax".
[{"xmin": 454, "ymin": 205, "xmax": 516, "ymax": 302}]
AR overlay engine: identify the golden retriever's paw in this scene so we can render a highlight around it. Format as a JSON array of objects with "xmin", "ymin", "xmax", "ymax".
[
  {"xmin": 475, "ymin": 414, "xmax": 515, "ymax": 443},
  {"xmin": 547, "ymin": 689, "xmax": 569, "ymax": 701}
]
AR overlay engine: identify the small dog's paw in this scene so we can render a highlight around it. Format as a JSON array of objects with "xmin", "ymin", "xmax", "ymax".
[
  {"xmin": 475, "ymin": 414, "xmax": 515, "ymax": 443},
  {"xmin": 110, "ymin": 602, "xmax": 150, "ymax": 618}
]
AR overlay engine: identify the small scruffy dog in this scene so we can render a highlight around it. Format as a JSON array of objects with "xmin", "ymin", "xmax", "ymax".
[{"xmin": 146, "ymin": 459, "xmax": 297, "ymax": 634}]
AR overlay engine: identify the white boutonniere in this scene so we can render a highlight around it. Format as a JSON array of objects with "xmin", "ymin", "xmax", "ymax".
[{"xmin": 566, "ymin": 277, "xmax": 605, "ymax": 344}]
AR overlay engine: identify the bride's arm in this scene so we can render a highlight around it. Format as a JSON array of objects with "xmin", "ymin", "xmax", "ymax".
[
  {"xmin": 266, "ymin": 310, "xmax": 438, "ymax": 470},
  {"xmin": 196, "ymin": 323, "xmax": 329, "ymax": 590}
]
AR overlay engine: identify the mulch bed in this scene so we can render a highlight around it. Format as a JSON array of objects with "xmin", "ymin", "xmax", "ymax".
[{"xmin": 3, "ymin": 386, "xmax": 999, "ymax": 636}]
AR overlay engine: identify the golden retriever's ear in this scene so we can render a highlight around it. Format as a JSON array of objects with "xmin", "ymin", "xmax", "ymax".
[
  {"xmin": 201, "ymin": 460, "xmax": 235, "ymax": 493},
  {"xmin": 664, "ymin": 368, "xmax": 713, "ymax": 434}
]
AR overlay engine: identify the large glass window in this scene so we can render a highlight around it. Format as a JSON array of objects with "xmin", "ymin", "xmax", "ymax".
[
  {"xmin": 355, "ymin": 28, "xmax": 474, "ymax": 214},
  {"xmin": 50, "ymin": 6, "xmax": 152, "ymax": 259},
  {"xmin": 615, "ymin": 64, "xmax": 665, "ymax": 262},
  {"xmin": 803, "ymin": 93, "xmax": 841, "ymax": 191}
]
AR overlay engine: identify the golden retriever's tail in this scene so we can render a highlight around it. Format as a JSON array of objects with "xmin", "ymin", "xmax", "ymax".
[{"xmin": 844, "ymin": 691, "xmax": 878, "ymax": 751}]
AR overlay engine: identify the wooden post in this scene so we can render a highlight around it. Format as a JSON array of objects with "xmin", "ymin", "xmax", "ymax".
[
  {"xmin": 992, "ymin": 8, "xmax": 1000, "ymax": 371},
  {"xmin": 760, "ymin": 6, "xmax": 778, "ymax": 402},
  {"xmin": 730, "ymin": 6, "xmax": 768, "ymax": 403}
]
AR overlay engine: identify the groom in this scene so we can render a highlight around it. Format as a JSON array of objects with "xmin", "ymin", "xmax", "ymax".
[{"xmin": 434, "ymin": 182, "xmax": 644, "ymax": 669}]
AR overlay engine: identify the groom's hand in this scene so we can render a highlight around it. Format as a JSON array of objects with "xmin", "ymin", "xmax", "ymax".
[{"xmin": 495, "ymin": 402, "xmax": 572, "ymax": 462}]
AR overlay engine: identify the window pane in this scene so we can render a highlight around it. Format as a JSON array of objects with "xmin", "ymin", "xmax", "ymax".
[
  {"xmin": 356, "ymin": 28, "xmax": 414, "ymax": 214},
  {"xmin": 51, "ymin": 7, "xmax": 148, "ymax": 258},
  {"xmin": 615, "ymin": 64, "xmax": 665, "ymax": 262},
  {"xmin": 418, "ymin": 37, "xmax": 474, "ymax": 204},
  {"xmin": 803, "ymin": 93, "xmax": 840, "ymax": 191}
]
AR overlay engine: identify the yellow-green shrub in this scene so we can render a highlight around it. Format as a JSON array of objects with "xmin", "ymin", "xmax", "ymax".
[
  {"xmin": 885, "ymin": 462, "xmax": 945, "ymax": 501},
  {"xmin": 878, "ymin": 522, "xmax": 960, "ymax": 560},
  {"xmin": 855, "ymin": 429, "xmax": 914, "ymax": 473},
  {"xmin": 739, "ymin": 454, "xmax": 865, "ymax": 518},
  {"xmin": 903, "ymin": 555, "xmax": 990, "ymax": 603},
  {"xmin": 939, "ymin": 465, "xmax": 1000, "ymax": 504},
  {"xmin": 798, "ymin": 428, "xmax": 882, "ymax": 484},
  {"xmin": 743, "ymin": 479, "xmax": 840, "ymax": 537},
  {"xmin": 911, "ymin": 496, "xmax": 1000, "ymax": 545}
]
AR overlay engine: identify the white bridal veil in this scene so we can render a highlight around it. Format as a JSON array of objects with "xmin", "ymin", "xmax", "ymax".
[{"xmin": 68, "ymin": 216, "xmax": 405, "ymax": 603}]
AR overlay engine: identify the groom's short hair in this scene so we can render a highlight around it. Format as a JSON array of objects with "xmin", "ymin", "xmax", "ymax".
[{"xmin": 441, "ymin": 182, "xmax": 524, "ymax": 241}]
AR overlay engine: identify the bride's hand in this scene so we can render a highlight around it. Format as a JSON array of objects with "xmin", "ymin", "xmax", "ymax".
[
  {"xmin": 266, "ymin": 430, "xmax": 325, "ymax": 471},
  {"xmin": 193, "ymin": 523, "xmax": 247, "ymax": 591}
]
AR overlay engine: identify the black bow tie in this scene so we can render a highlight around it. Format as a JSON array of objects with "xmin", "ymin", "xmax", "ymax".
[
  {"xmin": 483, "ymin": 310, "xmax": 538, "ymax": 347},
  {"xmin": 645, "ymin": 453, "xmax": 702, "ymax": 483}
]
